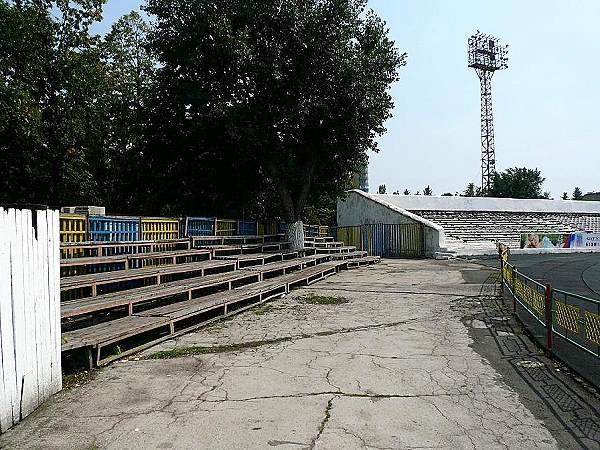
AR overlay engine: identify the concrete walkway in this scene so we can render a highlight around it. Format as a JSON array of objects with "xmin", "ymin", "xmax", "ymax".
[{"xmin": 1, "ymin": 259, "xmax": 598, "ymax": 449}]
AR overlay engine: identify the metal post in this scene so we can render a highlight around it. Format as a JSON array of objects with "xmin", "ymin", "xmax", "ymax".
[
  {"xmin": 499, "ymin": 248, "xmax": 504, "ymax": 296},
  {"xmin": 512, "ymin": 266, "xmax": 517, "ymax": 313},
  {"xmin": 545, "ymin": 283, "xmax": 553, "ymax": 349}
]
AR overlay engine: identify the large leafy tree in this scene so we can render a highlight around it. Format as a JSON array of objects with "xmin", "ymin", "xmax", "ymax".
[
  {"xmin": 488, "ymin": 167, "xmax": 547, "ymax": 199},
  {"xmin": 144, "ymin": 0, "xmax": 405, "ymax": 244},
  {"xmin": 0, "ymin": 0, "xmax": 108, "ymax": 206},
  {"xmin": 100, "ymin": 11, "xmax": 154, "ymax": 212}
]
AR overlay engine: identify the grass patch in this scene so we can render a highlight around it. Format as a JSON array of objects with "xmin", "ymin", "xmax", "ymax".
[
  {"xmin": 297, "ymin": 293, "xmax": 349, "ymax": 305},
  {"xmin": 146, "ymin": 337, "xmax": 293, "ymax": 360},
  {"xmin": 63, "ymin": 370, "xmax": 98, "ymax": 390},
  {"xmin": 253, "ymin": 305, "xmax": 274, "ymax": 316}
]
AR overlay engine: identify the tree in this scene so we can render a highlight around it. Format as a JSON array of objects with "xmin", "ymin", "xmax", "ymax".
[
  {"xmin": 573, "ymin": 187, "xmax": 583, "ymax": 200},
  {"xmin": 0, "ymin": 0, "xmax": 108, "ymax": 206},
  {"xmin": 378, "ymin": 184, "xmax": 387, "ymax": 194},
  {"xmin": 423, "ymin": 185, "xmax": 432, "ymax": 196},
  {"xmin": 463, "ymin": 183, "xmax": 477, "ymax": 197},
  {"xmin": 488, "ymin": 167, "xmax": 546, "ymax": 199},
  {"xmin": 562, "ymin": 192, "xmax": 569, "ymax": 200},
  {"xmin": 145, "ymin": 0, "xmax": 406, "ymax": 247},
  {"xmin": 100, "ymin": 11, "xmax": 155, "ymax": 212},
  {"xmin": 415, "ymin": 191, "xmax": 421, "ymax": 195},
  {"xmin": 392, "ymin": 190, "xmax": 399, "ymax": 195},
  {"xmin": 403, "ymin": 189, "xmax": 410, "ymax": 195}
]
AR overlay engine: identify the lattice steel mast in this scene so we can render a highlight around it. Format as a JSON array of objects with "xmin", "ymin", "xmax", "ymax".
[{"xmin": 468, "ymin": 31, "xmax": 508, "ymax": 194}]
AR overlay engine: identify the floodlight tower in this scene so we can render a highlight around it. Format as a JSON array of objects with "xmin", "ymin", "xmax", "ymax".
[{"xmin": 468, "ymin": 31, "xmax": 509, "ymax": 194}]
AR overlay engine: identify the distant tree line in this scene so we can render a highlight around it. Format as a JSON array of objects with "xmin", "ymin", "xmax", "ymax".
[{"xmin": 377, "ymin": 167, "xmax": 597, "ymax": 201}]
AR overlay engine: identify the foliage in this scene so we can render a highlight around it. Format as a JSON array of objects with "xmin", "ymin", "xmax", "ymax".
[
  {"xmin": 0, "ymin": 0, "xmax": 108, "ymax": 206},
  {"xmin": 378, "ymin": 184, "xmax": 387, "ymax": 194},
  {"xmin": 442, "ymin": 192, "xmax": 453, "ymax": 196},
  {"xmin": 423, "ymin": 185, "xmax": 432, "ymax": 196},
  {"xmin": 488, "ymin": 167, "xmax": 546, "ymax": 199},
  {"xmin": 463, "ymin": 182, "xmax": 481, "ymax": 197},
  {"xmin": 573, "ymin": 187, "xmax": 583, "ymax": 200},
  {"xmin": 144, "ymin": 0, "xmax": 405, "ymax": 222},
  {"xmin": 562, "ymin": 192, "xmax": 569, "ymax": 200},
  {"xmin": 1, "ymin": 0, "xmax": 404, "ymax": 225},
  {"xmin": 403, "ymin": 189, "xmax": 410, "ymax": 195},
  {"xmin": 100, "ymin": 11, "xmax": 154, "ymax": 212}
]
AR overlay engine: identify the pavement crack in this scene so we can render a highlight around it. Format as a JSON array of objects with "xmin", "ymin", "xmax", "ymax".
[{"xmin": 308, "ymin": 395, "xmax": 335, "ymax": 450}]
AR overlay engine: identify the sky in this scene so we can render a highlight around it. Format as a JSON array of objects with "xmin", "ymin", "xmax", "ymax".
[{"xmin": 95, "ymin": 1, "xmax": 600, "ymax": 198}]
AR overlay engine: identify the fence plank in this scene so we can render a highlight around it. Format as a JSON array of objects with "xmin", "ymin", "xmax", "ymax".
[
  {"xmin": 0, "ymin": 207, "xmax": 61, "ymax": 433},
  {"xmin": 1, "ymin": 209, "xmax": 18, "ymax": 428},
  {"xmin": 0, "ymin": 209, "xmax": 16, "ymax": 432},
  {"xmin": 49, "ymin": 211, "xmax": 62, "ymax": 393}
]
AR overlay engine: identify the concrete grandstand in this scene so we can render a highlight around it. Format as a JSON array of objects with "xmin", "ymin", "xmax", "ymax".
[{"xmin": 337, "ymin": 190, "xmax": 600, "ymax": 257}]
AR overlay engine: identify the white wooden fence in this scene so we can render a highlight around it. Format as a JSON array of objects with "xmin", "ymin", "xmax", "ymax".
[{"xmin": 0, "ymin": 207, "xmax": 62, "ymax": 433}]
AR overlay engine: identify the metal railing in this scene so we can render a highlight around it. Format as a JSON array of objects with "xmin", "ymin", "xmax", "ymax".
[{"xmin": 501, "ymin": 258, "xmax": 600, "ymax": 386}]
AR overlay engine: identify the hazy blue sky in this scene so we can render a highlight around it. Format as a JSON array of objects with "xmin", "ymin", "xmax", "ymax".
[{"xmin": 96, "ymin": 1, "xmax": 600, "ymax": 198}]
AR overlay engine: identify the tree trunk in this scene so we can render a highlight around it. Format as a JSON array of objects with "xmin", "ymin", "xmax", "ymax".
[{"xmin": 286, "ymin": 219, "xmax": 305, "ymax": 251}]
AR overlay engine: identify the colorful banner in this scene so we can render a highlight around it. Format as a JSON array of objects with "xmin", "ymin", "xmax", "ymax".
[{"xmin": 520, "ymin": 232, "xmax": 600, "ymax": 249}]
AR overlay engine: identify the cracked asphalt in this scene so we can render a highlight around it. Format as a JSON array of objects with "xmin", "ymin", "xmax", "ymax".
[{"xmin": 1, "ymin": 259, "xmax": 599, "ymax": 449}]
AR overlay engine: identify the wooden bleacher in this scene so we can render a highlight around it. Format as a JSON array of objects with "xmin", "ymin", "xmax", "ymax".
[{"xmin": 59, "ymin": 232, "xmax": 379, "ymax": 368}]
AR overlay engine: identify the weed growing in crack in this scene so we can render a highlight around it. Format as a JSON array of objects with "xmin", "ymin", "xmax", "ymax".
[
  {"xmin": 63, "ymin": 370, "xmax": 98, "ymax": 390},
  {"xmin": 253, "ymin": 305, "xmax": 274, "ymax": 316},
  {"xmin": 146, "ymin": 337, "xmax": 293, "ymax": 359},
  {"xmin": 298, "ymin": 294, "xmax": 349, "ymax": 305}
]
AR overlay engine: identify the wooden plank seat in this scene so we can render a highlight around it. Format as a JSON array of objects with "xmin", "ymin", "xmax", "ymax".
[
  {"xmin": 240, "ymin": 242, "xmax": 291, "ymax": 253},
  {"xmin": 305, "ymin": 236, "xmax": 334, "ymax": 243},
  {"xmin": 61, "ymin": 238, "xmax": 191, "ymax": 258},
  {"xmin": 215, "ymin": 250, "xmax": 300, "ymax": 268},
  {"xmin": 253, "ymin": 261, "xmax": 342, "ymax": 293},
  {"xmin": 305, "ymin": 240, "xmax": 343, "ymax": 248},
  {"xmin": 61, "ymin": 261, "xmax": 343, "ymax": 367},
  {"xmin": 202, "ymin": 242, "xmax": 291, "ymax": 257},
  {"xmin": 61, "ymin": 254, "xmax": 129, "ymax": 277},
  {"xmin": 61, "ymin": 270, "xmax": 261, "ymax": 320},
  {"xmin": 316, "ymin": 246, "xmax": 356, "ymax": 254},
  {"xmin": 191, "ymin": 234, "xmax": 285, "ymax": 248},
  {"xmin": 343, "ymin": 256, "xmax": 381, "ymax": 269},
  {"xmin": 60, "ymin": 260, "xmax": 237, "ymax": 299},
  {"xmin": 61, "ymin": 275, "xmax": 290, "ymax": 367},
  {"xmin": 240, "ymin": 254, "xmax": 331, "ymax": 278},
  {"xmin": 60, "ymin": 249, "xmax": 212, "ymax": 276},
  {"xmin": 330, "ymin": 251, "xmax": 368, "ymax": 260}
]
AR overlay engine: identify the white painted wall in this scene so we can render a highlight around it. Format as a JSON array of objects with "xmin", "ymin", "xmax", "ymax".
[
  {"xmin": 371, "ymin": 194, "xmax": 600, "ymax": 214},
  {"xmin": 0, "ymin": 207, "xmax": 62, "ymax": 433},
  {"xmin": 337, "ymin": 190, "xmax": 445, "ymax": 256}
]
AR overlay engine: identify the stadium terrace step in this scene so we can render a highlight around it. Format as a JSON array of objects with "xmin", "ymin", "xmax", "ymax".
[
  {"xmin": 60, "ymin": 260, "xmax": 237, "ymax": 300},
  {"xmin": 214, "ymin": 250, "xmax": 299, "ymax": 268},
  {"xmin": 240, "ymin": 255, "xmax": 332, "ymax": 277},
  {"xmin": 61, "ymin": 239, "xmax": 191, "ymax": 258},
  {"xmin": 316, "ymin": 246, "xmax": 356, "ymax": 254},
  {"xmin": 61, "ymin": 262, "xmax": 341, "ymax": 367},
  {"xmin": 343, "ymin": 256, "xmax": 381, "ymax": 269},
  {"xmin": 61, "ymin": 270, "xmax": 262, "ymax": 321},
  {"xmin": 60, "ymin": 249, "xmax": 212, "ymax": 276},
  {"xmin": 305, "ymin": 240, "xmax": 343, "ymax": 248},
  {"xmin": 61, "ymin": 255, "xmax": 332, "ymax": 323},
  {"xmin": 199, "ymin": 242, "xmax": 290, "ymax": 257},
  {"xmin": 191, "ymin": 234, "xmax": 284, "ymax": 247},
  {"xmin": 409, "ymin": 209, "xmax": 594, "ymax": 250},
  {"xmin": 330, "ymin": 251, "xmax": 368, "ymax": 260},
  {"xmin": 244, "ymin": 261, "xmax": 342, "ymax": 293},
  {"xmin": 304, "ymin": 236, "xmax": 335, "ymax": 243}
]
